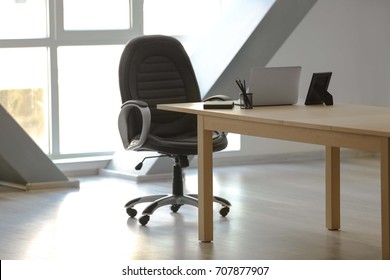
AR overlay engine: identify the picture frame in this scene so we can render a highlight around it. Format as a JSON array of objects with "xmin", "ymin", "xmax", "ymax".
[{"xmin": 305, "ymin": 72, "xmax": 333, "ymax": 105}]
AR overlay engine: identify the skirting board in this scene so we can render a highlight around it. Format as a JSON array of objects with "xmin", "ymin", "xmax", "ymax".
[
  {"xmin": 0, "ymin": 179, "xmax": 80, "ymax": 191},
  {"xmin": 100, "ymin": 150, "xmax": 376, "ymax": 182}
]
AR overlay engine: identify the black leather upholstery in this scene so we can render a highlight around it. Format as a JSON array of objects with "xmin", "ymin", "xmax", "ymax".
[{"xmin": 118, "ymin": 35, "xmax": 231, "ymax": 225}]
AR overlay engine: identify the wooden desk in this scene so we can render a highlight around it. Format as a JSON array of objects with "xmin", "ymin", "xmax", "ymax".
[{"xmin": 157, "ymin": 102, "xmax": 390, "ymax": 259}]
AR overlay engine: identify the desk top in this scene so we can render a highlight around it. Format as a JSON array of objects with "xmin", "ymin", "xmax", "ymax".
[{"xmin": 158, "ymin": 102, "xmax": 390, "ymax": 138}]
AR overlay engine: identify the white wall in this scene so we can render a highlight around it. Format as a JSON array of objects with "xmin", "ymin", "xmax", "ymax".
[
  {"xmin": 268, "ymin": 0, "xmax": 390, "ymax": 106},
  {"xmin": 214, "ymin": 0, "xmax": 390, "ymax": 163}
]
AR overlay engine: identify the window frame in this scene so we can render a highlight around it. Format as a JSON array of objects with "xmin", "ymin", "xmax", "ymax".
[
  {"xmin": 0, "ymin": 0, "xmax": 143, "ymax": 159},
  {"xmin": 0, "ymin": 0, "xmax": 243, "ymax": 159}
]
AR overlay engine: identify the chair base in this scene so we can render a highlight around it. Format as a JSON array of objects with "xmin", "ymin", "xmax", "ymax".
[
  {"xmin": 125, "ymin": 194, "xmax": 231, "ymax": 225},
  {"xmin": 124, "ymin": 155, "xmax": 231, "ymax": 226}
]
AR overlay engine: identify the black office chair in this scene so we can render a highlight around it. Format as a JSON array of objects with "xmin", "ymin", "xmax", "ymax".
[{"xmin": 118, "ymin": 35, "xmax": 231, "ymax": 225}]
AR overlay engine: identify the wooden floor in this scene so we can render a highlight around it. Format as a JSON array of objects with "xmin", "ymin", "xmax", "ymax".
[{"xmin": 0, "ymin": 156, "xmax": 383, "ymax": 260}]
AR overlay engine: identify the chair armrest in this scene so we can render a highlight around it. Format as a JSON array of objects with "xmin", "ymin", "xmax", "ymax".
[
  {"xmin": 118, "ymin": 100, "xmax": 151, "ymax": 150},
  {"xmin": 203, "ymin": 94, "xmax": 232, "ymax": 102}
]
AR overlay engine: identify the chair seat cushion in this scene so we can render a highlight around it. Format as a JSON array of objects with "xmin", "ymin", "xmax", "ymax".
[{"xmin": 136, "ymin": 131, "xmax": 228, "ymax": 155}]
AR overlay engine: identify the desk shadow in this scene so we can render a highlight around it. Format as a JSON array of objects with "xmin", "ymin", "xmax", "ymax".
[{"xmin": 125, "ymin": 212, "xmax": 232, "ymax": 260}]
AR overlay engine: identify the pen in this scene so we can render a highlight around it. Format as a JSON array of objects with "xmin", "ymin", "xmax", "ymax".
[{"xmin": 236, "ymin": 79, "xmax": 251, "ymax": 107}]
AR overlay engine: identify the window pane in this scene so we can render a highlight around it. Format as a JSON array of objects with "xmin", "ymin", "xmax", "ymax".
[
  {"xmin": 144, "ymin": 0, "xmax": 224, "ymax": 36},
  {"xmin": 63, "ymin": 0, "xmax": 130, "ymax": 30},
  {"xmin": 0, "ymin": 0, "xmax": 47, "ymax": 39},
  {"xmin": 58, "ymin": 45, "xmax": 123, "ymax": 154},
  {"xmin": 0, "ymin": 48, "xmax": 50, "ymax": 153}
]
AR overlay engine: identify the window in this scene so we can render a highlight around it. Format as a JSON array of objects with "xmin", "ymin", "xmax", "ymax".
[
  {"xmin": 0, "ymin": 0, "xmax": 49, "ymax": 152},
  {"xmin": 63, "ymin": 0, "xmax": 130, "ymax": 31},
  {"xmin": 57, "ymin": 45, "xmax": 123, "ymax": 154},
  {"xmin": 0, "ymin": 0, "xmax": 140, "ymax": 159},
  {"xmin": 0, "ymin": 48, "xmax": 50, "ymax": 153},
  {"xmin": 0, "ymin": 0, "xmax": 243, "ymax": 159},
  {"xmin": 0, "ymin": 0, "xmax": 47, "ymax": 39}
]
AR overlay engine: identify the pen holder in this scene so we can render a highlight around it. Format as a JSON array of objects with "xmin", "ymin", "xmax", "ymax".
[{"xmin": 240, "ymin": 93, "xmax": 253, "ymax": 109}]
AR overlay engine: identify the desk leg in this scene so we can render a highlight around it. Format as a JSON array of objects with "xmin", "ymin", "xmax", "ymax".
[
  {"xmin": 197, "ymin": 115, "xmax": 214, "ymax": 242},
  {"xmin": 325, "ymin": 146, "xmax": 340, "ymax": 230},
  {"xmin": 381, "ymin": 138, "xmax": 390, "ymax": 259}
]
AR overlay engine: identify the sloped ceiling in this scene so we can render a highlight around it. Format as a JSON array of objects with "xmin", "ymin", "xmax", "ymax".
[
  {"xmin": 190, "ymin": 0, "xmax": 317, "ymax": 98},
  {"xmin": 0, "ymin": 104, "xmax": 69, "ymax": 187}
]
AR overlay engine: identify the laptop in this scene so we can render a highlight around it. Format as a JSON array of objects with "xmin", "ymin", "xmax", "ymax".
[{"xmin": 248, "ymin": 66, "xmax": 302, "ymax": 106}]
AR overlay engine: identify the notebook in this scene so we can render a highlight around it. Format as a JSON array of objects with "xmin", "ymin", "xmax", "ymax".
[{"xmin": 248, "ymin": 66, "xmax": 302, "ymax": 106}]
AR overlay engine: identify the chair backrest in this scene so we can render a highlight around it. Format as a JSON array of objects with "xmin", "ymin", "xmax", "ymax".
[{"xmin": 119, "ymin": 35, "xmax": 200, "ymax": 138}]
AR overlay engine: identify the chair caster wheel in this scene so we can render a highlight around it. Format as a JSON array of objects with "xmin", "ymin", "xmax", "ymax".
[
  {"xmin": 126, "ymin": 208, "xmax": 137, "ymax": 218},
  {"xmin": 139, "ymin": 215, "xmax": 150, "ymax": 226},
  {"xmin": 219, "ymin": 206, "xmax": 230, "ymax": 217},
  {"xmin": 171, "ymin": 204, "xmax": 182, "ymax": 213}
]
